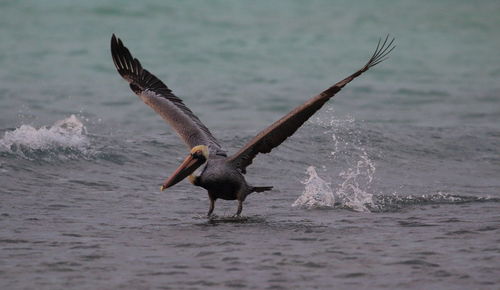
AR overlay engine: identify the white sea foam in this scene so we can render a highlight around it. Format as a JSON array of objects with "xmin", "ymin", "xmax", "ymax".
[{"xmin": 0, "ymin": 115, "xmax": 92, "ymax": 159}]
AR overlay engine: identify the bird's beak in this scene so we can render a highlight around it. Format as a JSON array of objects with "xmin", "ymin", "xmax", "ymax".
[{"xmin": 160, "ymin": 154, "xmax": 204, "ymax": 191}]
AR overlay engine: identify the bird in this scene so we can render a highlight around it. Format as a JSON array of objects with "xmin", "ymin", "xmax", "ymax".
[{"xmin": 110, "ymin": 34, "xmax": 394, "ymax": 217}]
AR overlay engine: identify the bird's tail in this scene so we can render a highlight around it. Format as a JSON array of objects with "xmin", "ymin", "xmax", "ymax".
[{"xmin": 251, "ymin": 186, "xmax": 273, "ymax": 193}]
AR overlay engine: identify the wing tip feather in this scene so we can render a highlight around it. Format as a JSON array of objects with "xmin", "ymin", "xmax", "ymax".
[
  {"xmin": 110, "ymin": 34, "xmax": 144, "ymax": 81},
  {"xmin": 365, "ymin": 34, "xmax": 396, "ymax": 70}
]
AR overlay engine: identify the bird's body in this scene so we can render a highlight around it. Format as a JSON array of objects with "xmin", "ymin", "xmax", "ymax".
[
  {"xmin": 190, "ymin": 153, "xmax": 273, "ymax": 215},
  {"xmin": 197, "ymin": 160, "xmax": 246, "ymax": 198},
  {"xmin": 110, "ymin": 34, "xmax": 394, "ymax": 216}
]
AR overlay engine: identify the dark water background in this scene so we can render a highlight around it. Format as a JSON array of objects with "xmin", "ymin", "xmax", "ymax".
[{"xmin": 1, "ymin": 1, "xmax": 499, "ymax": 289}]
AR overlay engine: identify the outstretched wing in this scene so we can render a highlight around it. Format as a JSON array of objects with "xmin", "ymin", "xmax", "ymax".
[
  {"xmin": 110, "ymin": 34, "xmax": 226, "ymax": 156},
  {"xmin": 228, "ymin": 36, "xmax": 395, "ymax": 173}
]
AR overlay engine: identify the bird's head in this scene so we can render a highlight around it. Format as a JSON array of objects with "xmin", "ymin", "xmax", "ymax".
[{"xmin": 160, "ymin": 145, "xmax": 209, "ymax": 191}]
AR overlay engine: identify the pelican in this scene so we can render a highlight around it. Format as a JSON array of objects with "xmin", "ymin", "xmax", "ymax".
[{"xmin": 110, "ymin": 34, "xmax": 394, "ymax": 216}]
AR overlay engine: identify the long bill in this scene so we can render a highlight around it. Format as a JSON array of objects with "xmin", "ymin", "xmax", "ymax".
[{"xmin": 160, "ymin": 154, "xmax": 205, "ymax": 191}]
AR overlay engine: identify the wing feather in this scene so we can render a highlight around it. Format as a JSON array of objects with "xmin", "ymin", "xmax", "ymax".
[
  {"xmin": 110, "ymin": 34, "xmax": 226, "ymax": 155},
  {"xmin": 228, "ymin": 36, "xmax": 395, "ymax": 173}
]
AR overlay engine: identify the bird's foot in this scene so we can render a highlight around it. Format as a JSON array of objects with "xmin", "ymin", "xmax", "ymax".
[{"xmin": 207, "ymin": 213, "xmax": 218, "ymax": 220}]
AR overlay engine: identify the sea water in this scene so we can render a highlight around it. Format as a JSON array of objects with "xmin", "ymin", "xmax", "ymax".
[{"xmin": 1, "ymin": 1, "xmax": 499, "ymax": 289}]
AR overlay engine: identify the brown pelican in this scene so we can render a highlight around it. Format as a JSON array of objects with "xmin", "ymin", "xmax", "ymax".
[{"xmin": 110, "ymin": 34, "xmax": 394, "ymax": 216}]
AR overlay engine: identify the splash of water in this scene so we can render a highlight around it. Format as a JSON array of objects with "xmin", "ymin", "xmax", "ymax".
[
  {"xmin": 293, "ymin": 157, "xmax": 375, "ymax": 212},
  {"xmin": 0, "ymin": 115, "xmax": 92, "ymax": 160},
  {"xmin": 335, "ymin": 149, "xmax": 375, "ymax": 212},
  {"xmin": 292, "ymin": 166, "xmax": 335, "ymax": 209},
  {"xmin": 293, "ymin": 112, "xmax": 376, "ymax": 212}
]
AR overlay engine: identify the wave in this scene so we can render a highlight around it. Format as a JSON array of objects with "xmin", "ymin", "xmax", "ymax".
[
  {"xmin": 292, "ymin": 113, "xmax": 498, "ymax": 212},
  {"xmin": 0, "ymin": 115, "xmax": 95, "ymax": 161},
  {"xmin": 372, "ymin": 192, "xmax": 499, "ymax": 213},
  {"xmin": 293, "ymin": 165, "xmax": 498, "ymax": 212}
]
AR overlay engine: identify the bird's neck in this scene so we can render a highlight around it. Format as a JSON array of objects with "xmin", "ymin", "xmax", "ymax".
[{"xmin": 187, "ymin": 161, "xmax": 207, "ymax": 186}]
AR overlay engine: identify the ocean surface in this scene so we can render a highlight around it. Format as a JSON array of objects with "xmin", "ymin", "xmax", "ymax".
[{"xmin": 1, "ymin": 1, "xmax": 499, "ymax": 289}]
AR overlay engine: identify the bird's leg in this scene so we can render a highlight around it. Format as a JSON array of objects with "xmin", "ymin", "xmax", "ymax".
[
  {"xmin": 235, "ymin": 200, "xmax": 243, "ymax": 217},
  {"xmin": 207, "ymin": 198, "xmax": 215, "ymax": 217}
]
